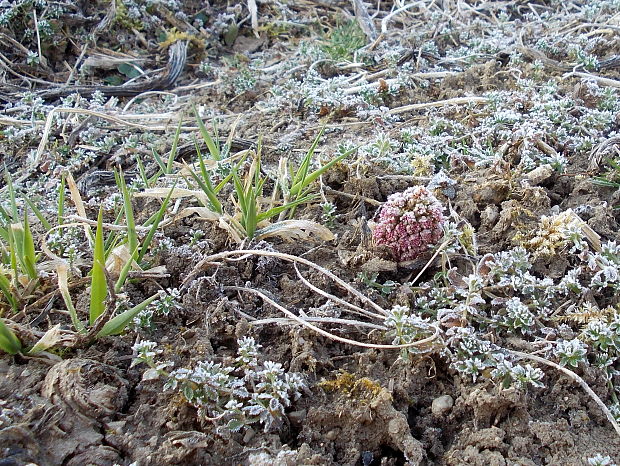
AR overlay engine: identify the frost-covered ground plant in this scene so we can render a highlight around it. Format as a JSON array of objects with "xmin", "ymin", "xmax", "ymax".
[
  {"xmin": 588, "ymin": 454, "xmax": 617, "ymax": 466},
  {"xmin": 389, "ymin": 221, "xmax": 620, "ymax": 402},
  {"xmin": 384, "ymin": 305, "xmax": 433, "ymax": 360},
  {"xmin": 132, "ymin": 336, "xmax": 306, "ymax": 434},
  {"xmin": 373, "ymin": 186, "xmax": 445, "ymax": 261},
  {"xmin": 132, "ymin": 288, "xmax": 182, "ymax": 330}
]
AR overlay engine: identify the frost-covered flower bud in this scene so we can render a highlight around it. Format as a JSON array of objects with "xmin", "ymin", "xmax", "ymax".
[{"xmin": 373, "ymin": 186, "xmax": 445, "ymax": 261}]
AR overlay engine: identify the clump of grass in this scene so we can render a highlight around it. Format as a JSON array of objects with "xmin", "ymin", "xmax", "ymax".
[
  {"xmin": 321, "ymin": 20, "xmax": 366, "ymax": 62},
  {"xmin": 179, "ymin": 116, "xmax": 355, "ymax": 241},
  {"xmin": 0, "ymin": 172, "xmax": 40, "ymax": 313}
]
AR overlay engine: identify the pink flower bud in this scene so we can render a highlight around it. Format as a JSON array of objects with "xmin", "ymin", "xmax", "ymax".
[{"xmin": 373, "ymin": 186, "xmax": 445, "ymax": 261}]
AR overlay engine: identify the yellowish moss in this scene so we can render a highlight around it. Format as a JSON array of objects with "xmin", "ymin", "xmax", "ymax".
[
  {"xmin": 114, "ymin": 0, "xmax": 144, "ymax": 31},
  {"xmin": 158, "ymin": 28, "xmax": 205, "ymax": 50},
  {"xmin": 319, "ymin": 370, "xmax": 384, "ymax": 401},
  {"xmin": 410, "ymin": 153, "xmax": 434, "ymax": 177},
  {"xmin": 458, "ymin": 221, "xmax": 478, "ymax": 256},
  {"xmin": 558, "ymin": 303, "xmax": 617, "ymax": 326},
  {"xmin": 515, "ymin": 210, "xmax": 582, "ymax": 258}
]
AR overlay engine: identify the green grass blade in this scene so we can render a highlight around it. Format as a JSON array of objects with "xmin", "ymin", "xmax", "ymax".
[
  {"xmin": 592, "ymin": 177, "xmax": 620, "ymax": 188},
  {"xmin": 232, "ymin": 169, "xmax": 254, "ymax": 236},
  {"xmin": 23, "ymin": 196, "xmax": 51, "ymax": 231},
  {"xmin": 137, "ymin": 183, "xmax": 176, "ymax": 264},
  {"xmin": 0, "ymin": 318, "xmax": 22, "ymax": 354},
  {"xmin": 115, "ymin": 169, "xmax": 138, "ymax": 258},
  {"xmin": 291, "ymin": 128, "xmax": 324, "ymax": 191},
  {"xmin": 57, "ymin": 262, "xmax": 85, "ymax": 333},
  {"xmin": 194, "ymin": 107, "xmax": 221, "ymax": 161},
  {"xmin": 289, "ymin": 145, "xmax": 357, "ymax": 198},
  {"xmin": 135, "ymin": 154, "xmax": 150, "ymax": 187},
  {"xmin": 167, "ymin": 121, "xmax": 182, "ymax": 174},
  {"xmin": 104, "ymin": 208, "xmax": 124, "ymax": 255},
  {"xmin": 97, "ymin": 293, "xmax": 159, "ymax": 337},
  {"xmin": 215, "ymin": 170, "xmax": 235, "ymax": 193},
  {"xmin": 190, "ymin": 141, "xmax": 223, "ymax": 213},
  {"xmin": 256, "ymin": 194, "xmax": 316, "ymax": 223},
  {"xmin": 58, "ymin": 173, "xmax": 66, "ymax": 226},
  {"xmin": 232, "ymin": 170, "xmax": 247, "ymax": 213},
  {"xmin": 89, "ymin": 208, "xmax": 108, "ymax": 325},
  {"xmin": 151, "ymin": 148, "xmax": 168, "ymax": 174},
  {"xmin": 245, "ymin": 189, "xmax": 258, "ymax": 238},
  {"xmin": 0, "ymin": 272, "xmax": 18, "ymax": 312},
  {"xmin": 21, "ymin": 210, "xmax": 37, "ymax": 280},
  {"xmin": 214, "ymin": 152, "xmax": 248, "ymax": 194},
  {"xmin": 7, "ymin": 227, "xmax": 18, "ymax": 287},
  {"xmin": 114, "ymin": 245, "xmax": 138, "ymax": 293},
  {"xmin": 185, "ymin": 168, "xmax": 222, "ymax": 213},
  {"xmin": 0, "ymin": 204, "xmax": 11, "ymax": 225},
  {"xmin": 5, "ymin": 169, "xmax": 19, "ymax": 222}
]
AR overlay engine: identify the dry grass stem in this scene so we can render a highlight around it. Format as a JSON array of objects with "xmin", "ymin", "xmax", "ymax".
[
  {"xmin": 511, "ymin": 350, "xmax": 620, "ymax": 439},
  {"xmin": 226, "ymin": 285, "xmax": 438, "ymax": 350}
]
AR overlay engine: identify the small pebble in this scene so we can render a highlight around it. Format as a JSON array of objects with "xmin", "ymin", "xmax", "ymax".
[
  {"xmin": 288, "ymin": 409, "xmax": 307, "ymax": 427},
  {"xmin": 243, "ymin": 427, "xmax": 256, "ymax": 443},
  {"xmin": 326, "ymin": 429, "xmax": 338, "ymax": 441},
  {"xmin": 431, "ymin": 395, "xmax": 454, "ymax": 416}
]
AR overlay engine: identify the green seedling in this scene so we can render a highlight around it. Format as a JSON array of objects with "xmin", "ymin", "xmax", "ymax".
[
  {"xmin": 0, "ymin": 272, "xmax": 17, "ymax": 312},
  {"xmin": 97, "ymin": 293, "xmax": 160, "ymax": 337},
  {"xmin": 194, "ymin": 107, "xmax": 224, "ymax": 162},
  {"xmin": 231, "ymin": 146, "xmax": 313, "ymax": 239},
  {"xmin": 57, "ymin": 173, "xmax": 66, "ymax": 225},
  {"xmin": 183, "ymin": 111, "xmax": 240, "ymax": 214},
  {"xmin": 185, "ymin": 140, "xmax": 228, "ymax": 214},
  {"xmin": 89, "ymin": 207, "xmax": 107, "ymax": 325},
  {"xmin": 136, "ymin": 182, "xmax": 176, "ymax": 265},
  {"xmin": 593, "ymin": 158, "xmax": 620, "ymax": 190},
  {"xmin": 0, "ymin": 208, "xmax": 40, "ymax": 311},
  {"xmin": 115, "ymin": 169, "xmax": 138, "ymax": 260},
  {"xmin": 152, "ymin": 120, "xmax": 183, "ymax": 177},
  {"xmin": 113, "ymin": 170, "xmax": 176, "ymax": 290},
  {"xmin": 277, "ymin": 130, "xmax": 357, "ymax": 220},
  {"xmin": 358, "ymin": 272, "xmax": 398, "ymax": 296},
  {"xmin": 0, "ymin": 317, "xmax": 22, "ymax": 354}
]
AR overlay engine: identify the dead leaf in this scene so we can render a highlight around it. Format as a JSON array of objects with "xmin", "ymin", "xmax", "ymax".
[
  {"xmin": 106, "ymin": 244, "xmax": 142, "ymax": 277},
  {"xmin": 248, "ymin": 0, "xmax": 259, "ymax": 38},
  {"xmin": 27, "ymin": 324, "xmax": 74, "ymax": 354}
]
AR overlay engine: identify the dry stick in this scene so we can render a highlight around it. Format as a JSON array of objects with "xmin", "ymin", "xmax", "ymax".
[
  {"xmin": 244, "ymin": 315, "xmax": 388, "ymax": 330},
  {"xmin": 380, "ymin": 1, "xmax": 424, "ymax": 34},
  {"xmin": 182, "ymin": 249, "xmax": 388, "ymax": 315},
  {"xmin": 1, "ymin": 106, "xmax": 194, "ymax": 192},
  {"xmin": 562, "ymin": 71, "xmax": 620, "ymax": 89},
  {"xmin": 409, "ymin": 238, "xmax": 452, "ymax": 286},
  {"xmin": 389, "ymin": 96, "xmax": 489, "ymax": 115},
  {"xmin": 32, "ymin": 107, "xmax": 181, "ymax": 176},
  {"xmin": 589, "ymin": 135, "xmax": 620, "ymax": 171},
  {"xmin": 511, "ymin": 350, "xmax": 620, "ymax": 439},
  {"xmin": 226, "ymin": 285, "xmax": 438, "ymax": 350},
  {"xmin": 123, "ymin": 91, "xmax": 178, "ymax": 112},
  {"xmin": 293, "ymin": 262, "xmax": 385, "ymax": 320},
  {"xmin": 343, "ymin": 72, "xmax": 456, "ymax": 95},
  {"xmin": 67, "ymin": 215, "xmax": 151, "ymax": 232},
  {"xmin": 323, "ymin": 187, "xmax": 382, "ymax": 206}
]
